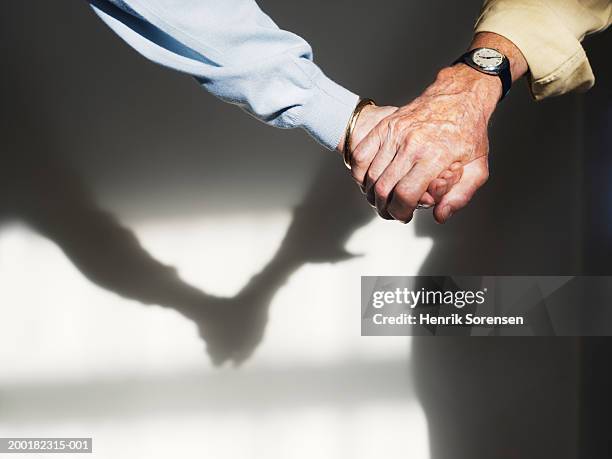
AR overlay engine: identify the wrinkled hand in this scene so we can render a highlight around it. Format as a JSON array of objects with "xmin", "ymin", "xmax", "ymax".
[
  {"xmin": 350, "ymin": 64, "xmax": 500, "ymax": 223},
  {"xmin": 341, "ymin": 102, "xmax": 465, "ymax": 210}
]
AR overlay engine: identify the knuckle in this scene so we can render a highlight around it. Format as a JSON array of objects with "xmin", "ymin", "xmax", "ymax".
[
  {"xmin": 432, "ymin": 181, "xmax": 447, "ymax": 197},
  {"xmin": 410, "ymin": 148, "xmax": 425, "ymax": 163},
  {"xmin": 351, "ymin": 149, "xmax": 369, "ymax": 169},
  {"xmin": 374, "ymin": 181, "xmax": 389, "ymax": 201},
  {"xmin": 409, "ymin": 131, "xmax": 426, "ymax": 146},
  {"xmin": 386, "ymin": 117, "xmax": 401, "ymax": 134},
  {"xmin": 427, "ymin": 152, "xmax": 447, "ymax": 170},
  {"xmin": 389, "ymin": 205, "xmax": 414, "ymax": 224},
  {"xmin": 440, "ymin": 148, "xmax": 456, "ymax": 164},
  {"xmin": 399, "ymin": 138, "xmax": 423, "ymax": 160},
  {"xmin": 395, "ymin": 186, "xmax": 419, "ymax": 209}
]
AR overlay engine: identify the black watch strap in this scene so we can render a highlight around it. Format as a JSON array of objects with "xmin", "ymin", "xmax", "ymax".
[
  {"xmin": 454, "ymin": 49, "xmax": 512, "ymax": 101},
  {"xmin": 495, "ymin": 61, "xmax": 512, "ymax": 100}
]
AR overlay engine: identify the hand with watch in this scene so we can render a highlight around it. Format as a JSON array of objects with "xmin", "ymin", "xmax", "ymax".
[{"xmin": 344, "ymin": 32, "xmax": 528, "ymax": 224}]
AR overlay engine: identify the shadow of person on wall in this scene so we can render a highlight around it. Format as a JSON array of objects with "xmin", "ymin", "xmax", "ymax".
[
  {"xmin": 409, "ymin": 77, "xmax": 587, "ymax": 458},
  {"xmin": 0, "ymin": 0, "xmax": 377, "ymax": 366},
  {"xmin": 0, "ymin": 106, "xmax": 265, "ymax": 365},
  {"xmin": 2, "ymin": 89, "xmax": 586, "ymax": 457},
  {"xmin": 0, "ymin": 80, "xmax": 372, "ymax": 366}
]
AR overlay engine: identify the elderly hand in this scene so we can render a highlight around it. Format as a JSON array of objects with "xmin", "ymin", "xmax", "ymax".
[
  {"xmin": 349, "ymin": 63, "xmax": 499, "ymax": 223},
  {"xmin": 341, "ymin": 102, "xmax": 465, "ymax": 210},
  {"xmin": 349, "ymin": 32, "xmax": 528, "ymax": 224}
]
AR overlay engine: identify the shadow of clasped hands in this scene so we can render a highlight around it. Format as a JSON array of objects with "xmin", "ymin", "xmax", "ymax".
[{"xmin": 2, "ymin": 145, "xmax": 372, "ymax": 366}]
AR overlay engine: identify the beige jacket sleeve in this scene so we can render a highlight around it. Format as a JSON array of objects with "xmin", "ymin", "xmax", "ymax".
[{"xmin": 475, "ymin": 0, "xmax": 611, "ymax": 99}]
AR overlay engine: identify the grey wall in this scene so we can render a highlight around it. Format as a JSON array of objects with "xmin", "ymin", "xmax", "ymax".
[{"xmin": 0, "ymin": 1, "xmax": 609, "ymax": 458}]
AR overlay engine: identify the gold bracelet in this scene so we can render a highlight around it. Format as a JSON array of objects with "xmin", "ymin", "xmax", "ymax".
[{"xmin": 342, "ymin": 98, "xmax": 375, "ymax": 170}]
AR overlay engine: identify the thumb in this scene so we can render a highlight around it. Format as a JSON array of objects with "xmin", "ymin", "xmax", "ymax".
[{"xmin": 433, "ymin": 157, "xmax": 489, "ymax": 224}]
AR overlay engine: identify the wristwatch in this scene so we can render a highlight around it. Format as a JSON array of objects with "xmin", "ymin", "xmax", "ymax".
[{"xmin": 454, "ymin": 47, "xmax": 512, "ymax": 100}]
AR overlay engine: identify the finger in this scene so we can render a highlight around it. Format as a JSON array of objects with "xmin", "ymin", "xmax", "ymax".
[
  {"xmin": 433, "ymin": 157, "xmax": 489, "ymax": 224},
  {"xmin": 363, "ymin": 127, "xmax": 399, "ymax": 195},
  {"xmin": 419, "ymin": 191, "xmax": 435, "ymax": 208},
  {"xmin": 365, "ymin": 132, "xmax": 400, "ymax": 207},
  {"xmin": 350, "ymin": 126, "xmax": 383, "ymax": 188},
  {"xmin": 372, "ymin": 131, "xmax": 436, "ymax": 218},
  {"xmin": 372, "ymin": 146, "xmax": 420, "ymax": 219},
  {"xmin": 206, "ymin": 342, "xmax": 230, "ymax": 366},
  {"xmin": 386, "ymin": 158, "xmax": 447, "ymax": 223},
  {"xmin": 428, "ymin": 162, "xmax": 464, "ymax": 202}
]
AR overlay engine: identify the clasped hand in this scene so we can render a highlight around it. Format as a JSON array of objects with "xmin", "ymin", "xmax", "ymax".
[{"xmin": 343, "ymin": 64, "xmax": 500, "ymax": 224}]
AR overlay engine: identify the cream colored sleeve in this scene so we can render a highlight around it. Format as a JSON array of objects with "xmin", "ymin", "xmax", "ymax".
[{"xmin": 475, "ymin": 0, "xmax": 611, "ymax": 99}]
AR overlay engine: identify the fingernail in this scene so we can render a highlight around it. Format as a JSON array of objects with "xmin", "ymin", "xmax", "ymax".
[{"xmin": 442, "ymin": 206, "xmax": 453, "ymax": 221}]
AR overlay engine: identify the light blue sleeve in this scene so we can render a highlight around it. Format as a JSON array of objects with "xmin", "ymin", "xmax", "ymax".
[{"xmin": 89, "ymin": 0, "xmax": 359, "ymax": 150}]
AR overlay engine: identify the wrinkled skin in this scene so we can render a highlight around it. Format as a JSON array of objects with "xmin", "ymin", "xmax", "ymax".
[
  {"xmin": 349, "ymin": 64, "xmax": 499, "ymax": 224},
  {"xmin": 343, "ymin": 100, "xmax": 465, "ymax": 212}
]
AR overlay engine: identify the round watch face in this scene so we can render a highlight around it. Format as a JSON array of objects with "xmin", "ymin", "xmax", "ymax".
[{"xmin": 472, "ymin": 48, "xmax": 504, "ymax": 70}]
